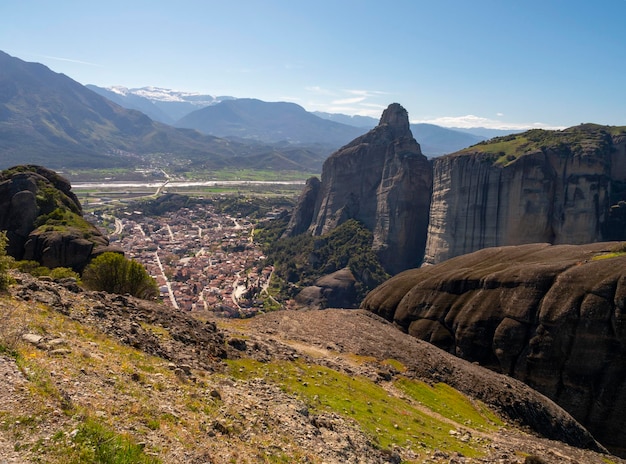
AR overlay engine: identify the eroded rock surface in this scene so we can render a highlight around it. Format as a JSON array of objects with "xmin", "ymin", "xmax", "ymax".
[
  {"xmin": 287, "ymin": 103, "xmax": 432, "ymax": 274},
  {"xmin": 288, "ymin": 120, "xmax": 626, "ymax": 272},
  {"xmin": 362, "ymin": 242, "xmax": 626, "ymax": 455},
  {"xmin": 0, "ymin": 165, "xmax": 116, "ymax": 271},
  {"xmin": 425, "ymin": 126, "xmax": 626, "ymax": 264},
  {"xmin": 295, "ymin": 267, "xmax": 358, "ymax": 309},
  {"xmin": 283, "ymin": 176, "xmax": 320, "ymax": 237}
]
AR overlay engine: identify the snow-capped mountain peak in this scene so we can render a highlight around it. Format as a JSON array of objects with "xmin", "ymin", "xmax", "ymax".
[
  {"xmin": 109, "ymin": 85, "xmax": 131, "ymax": 96},
  {"xmin": 87, "ymin": 84, "xmax": 236, "ymax": 124},
  {"xmin": 104, "ymin": 86, "xmax": 221, "ymax": 106}
]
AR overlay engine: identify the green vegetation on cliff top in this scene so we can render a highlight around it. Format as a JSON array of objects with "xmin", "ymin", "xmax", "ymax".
[{"xmin": 459, "ymin": 124, "xmax": 626, "ymax": 166}]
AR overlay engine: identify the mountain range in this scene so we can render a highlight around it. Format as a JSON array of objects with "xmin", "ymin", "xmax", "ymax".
[
  {"xmin": 0, "ymin": 51, "xmax": 338, "ymax": 172},
  {"xmin": 0, "ymin": 51, "xmax": 260, "ymax": 170},
  {"xmin": 90, "ymin": 84, "xmax": 508, "ymax": 156},
  {"xmin": 0, "ymin": 49, "xmax": 518, "ymax": 173}
]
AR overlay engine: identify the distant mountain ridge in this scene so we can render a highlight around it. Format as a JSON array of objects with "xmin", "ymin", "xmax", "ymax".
[
  {"xmin": 0, "ymin": 51, "xmax": 328, "ymax": 172},
  {"xmin": 89, "ymin": 85, "xmax": 511, "ymax": 156},
  {"xmin": 450, "ymin": 126, "xmax": 523, "ymax": 139},
  {"xmin": 175, "ymin": 98, "xmax": 365, "ymax": 148},
  {"xmin": 86, "ymin": 85, "xmax": 235, "ymax": 124},
  {"xmin": 312, "ymin": 111, "xmax": 378, "ymax": 128}
]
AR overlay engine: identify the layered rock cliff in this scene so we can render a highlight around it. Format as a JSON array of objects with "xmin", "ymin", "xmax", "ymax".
[
  {"xmin": 361, "ymin": 242, "xmax": 626, "ymax": 455},
  {"xmin": 425, "ymin": 125, "xmax": 626, "ymax": 263},
  {"xmin": 286, "ymin": 103, "xmax": 433, "ymax": 274},
  {"xmin": 287, "ymin": 115, "xmax": 626, "ymax": 272},
  {"xmin": 0, "ymin": 165, "xmax": 116, "ymax": 271}
]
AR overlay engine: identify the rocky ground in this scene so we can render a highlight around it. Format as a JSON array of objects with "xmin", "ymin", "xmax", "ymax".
[{"xmin": 0, "ymin": 271, "xmax": 624, "ymax": 463}]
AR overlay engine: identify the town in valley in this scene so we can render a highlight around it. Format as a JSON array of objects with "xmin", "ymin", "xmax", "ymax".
[{"xmin": 86, "ymin": 193, "xmax": 294, "ymax": 317}]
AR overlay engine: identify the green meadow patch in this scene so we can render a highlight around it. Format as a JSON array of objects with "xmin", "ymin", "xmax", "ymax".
[
  {"xmin": 227, "ymin": 359, "xmax": 499, "ymax": 458},
  {"xmin": 63, "ymin": 418, "xmax": 161, "ymax": 464},
  {"xmin": 395, "ymin": 378, "xmax": 503, "ymax": 430}
]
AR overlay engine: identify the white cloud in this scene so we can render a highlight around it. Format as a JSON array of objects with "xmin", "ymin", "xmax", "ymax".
[
  {"xmin": 37, "ymin": 54, "xmax": 103, "ymax": 67},
  {"xmin": 344, "ymin": 89, "xmax": 388, "ymax": 97},
  {"xmin": 305, "ymin": 86, "xmax": 336, "ymax": 96},
  {"xmin": 331, "ymin": 96, "xmax": 366, "ymax": 105},
  {"xmin": 304, "ymin": 87, "xmax": 390, "ymax": 117},
  {"xmin": 411, "ymin": 114, "xmax": 565, "ymax": 130}
]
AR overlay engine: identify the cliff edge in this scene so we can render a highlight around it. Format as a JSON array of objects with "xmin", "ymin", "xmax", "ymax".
[{"xmin": 425, "ymin": 125, "xmax": 626, "ymax": 263}]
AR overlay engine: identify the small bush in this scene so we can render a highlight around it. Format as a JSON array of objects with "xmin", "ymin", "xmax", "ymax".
[
  {"xmin": 82, "ymin": 252, "xmax": 158, "ymax": 299},
  {"xmin": 13, "ymin": 260, "xmax": 80, "ymax": 281},
  {"xmin": 71, "ymin": 417, "xmax": 161, "ymax": 464},
  {"xmin": 49, "ymin": 267, "xmax": 80, "ymax": 281},
  {"xmin": 13, "ymin": 260, "xmax": 51, "ymax": 277}
]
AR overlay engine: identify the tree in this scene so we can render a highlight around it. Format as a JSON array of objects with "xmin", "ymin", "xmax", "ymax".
[{"xmin": 82, "ymin": 252, "xmax": 158, "ymax": 299}]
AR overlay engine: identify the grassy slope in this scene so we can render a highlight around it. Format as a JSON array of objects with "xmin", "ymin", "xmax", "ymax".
[
  {"xmin": 0, "ymin": 289, "xmax": 513, "ymax": 463},
  {"xmin": 0, "ymin": 280, "xmax": 622, "ymax": 463}
]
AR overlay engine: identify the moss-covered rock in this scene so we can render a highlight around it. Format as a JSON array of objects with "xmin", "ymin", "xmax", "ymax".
[{"xmin": 0, "ymin": 165, "xmax": 118, "ymax": 272}]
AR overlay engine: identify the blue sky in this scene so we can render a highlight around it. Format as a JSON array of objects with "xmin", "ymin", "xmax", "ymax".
[{"xmin": 2, "ymin": 0, "xmax": 625, "ymax": 129}]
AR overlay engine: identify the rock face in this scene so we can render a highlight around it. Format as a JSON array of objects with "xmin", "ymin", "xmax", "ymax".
[
  {"xmin": 287, "ymin": 117, "xmax": 626, "ymax": 272},
  {"xmin": 0, "ymin": 165, "xmax": 115, "ymax": 271},
  {"xmin": 287, "ymin": 103, "xmax": 433, "ymax": 274},
  {"xmin": 294, "ymin": 267, "xmax": 358, "ymax": 309},
  {"xmin": 361, "ymin": 242, "xmax": 626, "ymax": 454},
  {"xmin": 283, "ymin": 176, "xmax": 321, "ymax": 237},
  {"xmin": 424, "ymin": 126, "xmax": 626, "ymax": 263}
]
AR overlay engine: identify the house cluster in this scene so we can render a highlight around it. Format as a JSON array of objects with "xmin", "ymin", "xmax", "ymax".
[{"xmin": 92, "ymin": 204, "xmax": 275, "ymax": 317}]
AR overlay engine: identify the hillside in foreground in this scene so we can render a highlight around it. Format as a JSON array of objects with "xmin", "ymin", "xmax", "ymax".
[
  {"xmin": 0, "ymin": 271, "xmax": 623, "ymax": 463},
  {"xmin": 362, "ymin": 241, "xmax": 626, "ymax": 456}
]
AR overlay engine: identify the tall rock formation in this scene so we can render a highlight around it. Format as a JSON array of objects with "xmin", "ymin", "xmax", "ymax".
[
  {"xmin": 283, "ymin": 176, "xmax": 321, "ymax": 237},
  {"xmin": 361, "ymin": 242, "xmax": 626, "ymax": 455},
  {"xmin": 0, "ymin": 165, "xmax": 117, "ymax": 271},
  {"xmin": 425, "ymin": 125, "xmax": 626, "ymax": 263},
  {"xmin": 287, "ymin": 103, "xmax": 433, "ymax": 274}
]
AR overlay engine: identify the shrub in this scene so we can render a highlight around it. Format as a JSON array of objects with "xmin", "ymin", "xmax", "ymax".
[
  {"xmin": 49, "ymin": 267, "xmax": 80, "ymax": 281},
  {"xmin": 13, "ymin": 260, "xmax": 50, "ymax": 277},
  {"xmin": 13, "ymin": 260, "xmax": 80, "ymax": 281},
  {"xmin": 82, "ymin": 252, "xmax": 158, "ymax": 299},
  {"xmin": 70, "ymin": 417, "xmax": 161, "ymax": 464}
]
